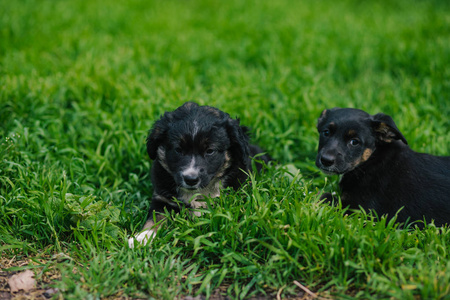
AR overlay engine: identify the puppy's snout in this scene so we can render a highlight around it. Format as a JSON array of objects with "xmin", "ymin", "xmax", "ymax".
[
  {"xmin": 183, "ymin": 174, "xmax": 200, "ymax": 187},
  {"xmin": 320, "ymin": 154, "xmax": 335, "ymax": 167}
]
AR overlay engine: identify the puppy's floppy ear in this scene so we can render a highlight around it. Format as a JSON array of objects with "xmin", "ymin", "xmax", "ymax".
[
  {"xmin": 226, "ymin": 118, "xmax": 250, "ymax": 166},
  {"xmin": 371, "ymin": 113, "xmax": 408, "ymax": 145},
  {"xmin": 146, "ymin": 116, "xmax": 170, "ymax": 160}
]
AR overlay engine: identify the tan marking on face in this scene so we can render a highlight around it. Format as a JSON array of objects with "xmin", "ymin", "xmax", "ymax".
[
  {"xmin": 348, "ymin": 129, "xmax": 356, "ymax": 136},
  {"xmin": 350, "ymin": 148, "xmax": 373, "ymax": 170},
  {"xmin": 362, "ymin": 148, "xmax": 373, "ymax": 162},
  {"xmin": 216, "ymin": 151, "xmax": 231, "ymax": 178},
  {"xmin": 157, "ymin": 147, "xmax": 171, "ymax": 173},
  {"xmin": 350, "ymin": 157, "xmax": 362, "ymax": 169}
]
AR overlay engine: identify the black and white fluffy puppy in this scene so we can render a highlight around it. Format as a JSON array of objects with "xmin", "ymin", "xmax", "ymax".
[
  {"xmin": 129, "ymin": 102, "xmax": 271, "ymax": 247},
  {"xmin": 316, "ymin": 108, "xmax": 450, "ymax": 227}
]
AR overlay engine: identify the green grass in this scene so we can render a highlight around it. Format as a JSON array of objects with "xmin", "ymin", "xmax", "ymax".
[{"xmin": 1, "ymin": 0, "xmax": 449, "ymax": 298}]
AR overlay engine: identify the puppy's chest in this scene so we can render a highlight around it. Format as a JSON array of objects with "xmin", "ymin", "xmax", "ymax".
[{"xmin": 179, "ymin": 180, "xmax": 222, "ymax": 215}]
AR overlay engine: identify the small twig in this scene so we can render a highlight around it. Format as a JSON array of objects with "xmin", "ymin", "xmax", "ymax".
[
  {"xmin": 276, "ymin": 285, "xmax": 285, "ymax": 300},
  {"xmin": 8, "ymin": 256, "xmax": 16, "ymax": 267},
  {"xmin": 293, "ymin": 280, "xmax": 318, "ymax": 298}
]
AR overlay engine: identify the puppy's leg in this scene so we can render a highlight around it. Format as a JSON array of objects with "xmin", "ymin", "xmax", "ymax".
[
  {"xmin": 320, "ymin": 192, "xmax": 339, "ymax": 206},
  {"xmin": 128, "ymin": 213, "xmax": 165, "ymax": 248}
]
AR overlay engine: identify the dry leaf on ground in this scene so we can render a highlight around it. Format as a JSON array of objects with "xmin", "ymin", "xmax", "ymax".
[{"xmin": 8, "ymin": 270, "xmax": 36, "ymax": 292}]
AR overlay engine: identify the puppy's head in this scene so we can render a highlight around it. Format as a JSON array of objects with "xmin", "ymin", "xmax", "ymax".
[
  {"xmin": 147, "ymin": 102, "xmax": 250, "ymax": 190},
  {"xmin": 316, "ymin": 108, "xmax": 407, "ymax": 175}
]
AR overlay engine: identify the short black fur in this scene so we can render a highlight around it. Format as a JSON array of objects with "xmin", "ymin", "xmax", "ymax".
[{"xmin": 316, "ymin": 108, "xmax": 450, "ymax": 227}]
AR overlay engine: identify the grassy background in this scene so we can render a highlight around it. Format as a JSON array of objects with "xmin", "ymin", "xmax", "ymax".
[{"xmin": 1, "ymin": 0, "xmax": 449, "ymax": 298}]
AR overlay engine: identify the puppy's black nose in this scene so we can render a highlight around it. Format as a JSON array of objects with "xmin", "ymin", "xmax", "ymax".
[
  {"xmin": 183, "ymin": 174, "xmax": 199, "ymax": 187},
  {"xmin": 320, "ymin": 154, "xmax": 335, "ymax": 167}
]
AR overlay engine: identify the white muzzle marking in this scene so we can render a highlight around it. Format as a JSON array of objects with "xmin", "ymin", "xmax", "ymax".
[{"xmin": 182, "ymin": 157, "xmax": 199, "ymax": 178}]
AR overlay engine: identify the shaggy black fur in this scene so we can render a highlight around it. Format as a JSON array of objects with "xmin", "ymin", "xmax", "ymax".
[
  {"xmin": 316, "ymin": 108, "xmax": 450, "ymax": 226},
  {"xmin": 129, "ymin": 102, "xmax": 271, "ymax": 247}
]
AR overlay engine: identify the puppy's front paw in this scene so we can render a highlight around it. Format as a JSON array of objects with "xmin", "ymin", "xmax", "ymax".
[{"xmin": 128, "ymin": 229, "xmax": 156, "ymax": 249}]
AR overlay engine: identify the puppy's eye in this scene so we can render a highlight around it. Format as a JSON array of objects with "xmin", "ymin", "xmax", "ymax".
[
  {"xmin": 205, "ymin": 148, "xmax": 216, "ymax": 156},
  {"xmin": 349, "ymin": 139, "xmax": 360, "ymax": 146},
  {"xmin": 322, "ymin": 130, "xmax": 330, "ymax": 137},
  {"xmin": 175, "ymin": 147, "xmax": 183, "ymax": 154}
]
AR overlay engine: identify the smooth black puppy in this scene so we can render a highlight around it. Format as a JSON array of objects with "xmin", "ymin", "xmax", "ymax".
[
  {"xmin": 129, "ymin": 102, "xmax": 271, "ymax": 247},
  {"xmin": 316, "ymin": 108, "xmax": 450, "ymax": 226}
]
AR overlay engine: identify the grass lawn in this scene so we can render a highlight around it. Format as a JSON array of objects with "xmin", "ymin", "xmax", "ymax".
[{"xmin": 1, "ymin": 0, "xmax": 450, "ymax": 298}]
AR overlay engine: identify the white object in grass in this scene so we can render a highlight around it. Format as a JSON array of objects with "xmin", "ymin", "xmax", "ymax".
[{"xmin": 128, "ymin": 229, "xmax": 156, "ymax": 248}]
